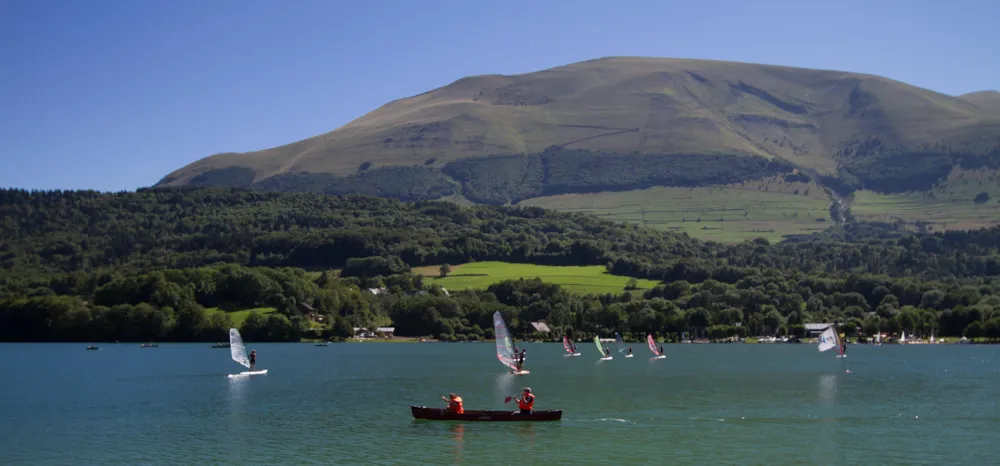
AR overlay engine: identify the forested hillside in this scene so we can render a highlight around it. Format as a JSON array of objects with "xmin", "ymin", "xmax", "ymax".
[{"xmin": 2, "ymin": 188, "xmax": 1000, "ymax": 342}]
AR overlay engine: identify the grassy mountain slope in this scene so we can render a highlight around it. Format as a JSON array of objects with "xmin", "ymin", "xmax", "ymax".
[
  {"xmin": 159, "ymin": 57, "xmax": 999, "ymax": 185},
  {"xmin": 156, "ymin": 57, "xmax": 1000, "ymax": 241},
  {"xmin": 961, "ymin": 91, "xmax": 1000, "ymax": 116}
]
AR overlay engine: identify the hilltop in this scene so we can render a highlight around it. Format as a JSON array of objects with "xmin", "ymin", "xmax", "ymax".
[
  {"xmin": 961, "ymin": 90, "xmax": 1000, "ymax": 115},
  {"xmin": 157, "ymin": 57, "xmax": 1000, "ymax": 240}
]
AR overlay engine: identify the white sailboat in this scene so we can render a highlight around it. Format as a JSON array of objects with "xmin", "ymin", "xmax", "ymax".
[
  {"xmin": 616, "ymin": 332, "xmax": 634, "ymax": 357},
  {"xmin": 228, "ymin": 328, "xmax": 267, "ymax": 378},
  {"xmin": 648, "ymin": 334, "xmax": 666, "ymax": 359},
  {"xmin": 563, "ymin": 336, "xmax": 580, "ymax": 356},
  {"xmin": 494, "ymin": 312, "xmax": 528, "ymax": 375},
  {"xmin": 595, "ymin": 336, "xmax": 613, "ymax": 360},
  {"xmin": 818, "ymin": 326, "xmax": 844, "ymax": 357},
  {"xmin": 818, "ymin": 325, "xmax": 850, "ymax": 372},
  {"xmin": 899, "ymin": 330, "xmax": 908, "ymax": 344}
]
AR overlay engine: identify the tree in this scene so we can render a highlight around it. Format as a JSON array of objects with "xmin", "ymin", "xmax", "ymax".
[
  {"xmin": 984, "ymin": 318, "xmax": 1000, "ymax": 342},
  {"xmin": 439, "ymin": 264, "xmax": 452, "ymax": 278},
  {"xmin": 965, "ymin": 321, "xmax": 984, "ymax": 339},
  {"xmin": 331, "ymin": 315, "xmax": 354, "ymax": 338}
]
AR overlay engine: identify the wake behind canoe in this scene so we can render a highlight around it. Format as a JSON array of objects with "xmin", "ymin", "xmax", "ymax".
[{"xmin": 410, "ymin": 406, "xmax": 562, "ymax": 422}]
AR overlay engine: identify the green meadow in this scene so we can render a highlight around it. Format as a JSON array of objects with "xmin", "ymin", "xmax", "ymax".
[
  {"xmin": 207, "ymin": 307, "xmax": 277, "ymax": 328},
  {"xmin": 413, "ymin": 262, "xmax": 661, "ymax": 295},
  {"xmin": 851, "ymin": 168, "xmax": 1000, "ymax": 231},
  {"xmin": 521, "ymin": 176, "xmax": 832, "ymax": 243}
]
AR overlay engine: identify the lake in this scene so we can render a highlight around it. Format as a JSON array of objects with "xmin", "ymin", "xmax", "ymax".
[{"xmin": 1, "ymin": 342, "xmax": 998, "ymax": 465}]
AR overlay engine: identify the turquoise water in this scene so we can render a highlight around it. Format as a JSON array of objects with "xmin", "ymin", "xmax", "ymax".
[{"xmin": 2, "ymin": 342, "xmax": 998, "ymax": 465}]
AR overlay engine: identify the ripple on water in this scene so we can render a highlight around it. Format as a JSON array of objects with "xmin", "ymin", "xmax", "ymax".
[{"xmin": 2, "ymin": 343, "xmax": 1000, "ymax": 464}]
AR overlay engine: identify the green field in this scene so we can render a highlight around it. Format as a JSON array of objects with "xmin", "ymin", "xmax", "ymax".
[
  {"xmin": 208, "ymin": 307, "xmax": 277, "ymax": 328},
  {"xmin": 521, "ymin": 177, "xmax": 832, "ymax": 242},
  {"xmin": 413, "ymin": 262, "xmax": 661, "ymax": 295},
  {"xmin": 851, "ymin": 168, "xmax": 1000, "ymax": 231}
]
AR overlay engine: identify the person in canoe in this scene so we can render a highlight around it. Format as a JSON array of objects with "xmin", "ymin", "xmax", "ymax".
[
  {"xmin": 441, "ymin": 393, "xmax": 464, "ymax": 414},
  {"xmin": 249, "ymin": 349, "xmax": 257, "ymax": 370},
  {"xmin": 514, "ymin": 387, "xmax": 535, "ymax": 415}
]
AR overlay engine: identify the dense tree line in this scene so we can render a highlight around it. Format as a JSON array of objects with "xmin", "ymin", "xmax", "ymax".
[
  {"xmin": 3, "ymin": 188, "xmax": 1000, "ymax": 342},
  {"xmin": 4, "ymin": 263, "xmax": 1000, "ymax": 343}
]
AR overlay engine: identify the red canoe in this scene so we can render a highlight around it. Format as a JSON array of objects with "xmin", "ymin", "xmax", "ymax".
[{"xmin": 410, "ymin": 406, "xmax": 562, "ymax": 422}]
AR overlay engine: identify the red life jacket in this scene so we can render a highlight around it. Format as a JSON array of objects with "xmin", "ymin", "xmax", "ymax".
[
  {"xmin": 518, "ymin": 394, "xmax": 535, "ymax": 410},
  {"xmin": 449, "ymin": 397, "xmax": 464, "ymax": 414}
]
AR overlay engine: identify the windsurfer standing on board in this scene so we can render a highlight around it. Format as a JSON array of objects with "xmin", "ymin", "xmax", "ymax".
[
  {"xmin": 441, "ymin": 393, "xmax": 464, "ymax": 414},
  {"xmin": 658, "ymin": 344, "xmax": 664, "ymax": 355},
  {"xmin": 604, "ymin": 348, "xmax": 611, "ymax": 358},
  {"xmin": 249, "ymin": 349, "xmax": 256, "ymax": 370},
  {"xmin": 626, "ymin": 346, "xmax": 632, "ymax": 356},
  {"xmin": 514, "ymin": 387, "xmax": 534, "ymax": 415}
]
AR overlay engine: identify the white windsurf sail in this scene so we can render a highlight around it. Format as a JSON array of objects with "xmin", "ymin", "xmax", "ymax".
[
  {"xmin": 493, "ymin": 312, "xmax": 518, "ymax": 371},
  {"xmin": 647, "ymin": 334, "xmax": 661, "ymax": 356},
  {"xmin": 817, "ymin": 326, "xmax": 840, "ymax": 354},
  {"xmin": 594, "ymin": 336, "xmax": 606, "ymax": 356},
  {"xmin": 229, "ymin": 328, "xmax": 250, "ymax": 369},
  {"xmin": 900, "ymin": 330, "xmax": 907, "ymax": 343}
]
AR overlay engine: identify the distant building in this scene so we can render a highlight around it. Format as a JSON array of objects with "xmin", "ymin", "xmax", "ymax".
[
  {"xmin": 804, "ymin": 323, "xmax": 834, "ymax": 337},
  {"xmin": 530, "ymin": 321, "xmax": 551, "ymax": 333},
  {"xmin": 352, "ymin": 327, "xmax": 396, "ymax": 338}
]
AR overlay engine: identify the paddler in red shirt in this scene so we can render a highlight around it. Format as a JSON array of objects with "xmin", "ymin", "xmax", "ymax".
[
  {"xmin": 442, "ymin": 393, "xmax": 464, "ymax": 414},
  {"xmin": 514, "ymin": 387, "xmax": 535, "ymax": 415}
]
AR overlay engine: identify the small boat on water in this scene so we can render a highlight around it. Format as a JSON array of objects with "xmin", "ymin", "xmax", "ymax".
[
  {"xmin": 227, "ymin": 328, "xmax": 267, "ymax": 378},
  {"xmin": 410, "ymin": 406, "xmax": 562, "ymax": 422},
  {"xmin": 562, "ymin": 336, "xmax": 580, "ymax": 356},
  {"xmin": 210, "ymin": 343, "xmax": 231, "ymax": 348},
  {"xmin": 493, "ymin": 311, "xmax": 528, "ymax": 375},
  {"xmin": 648, "ymin": 334, "xmax": 666, "ymax": 359},
  {"xmin": 140, "ymin": 343, "xmax": 158, "ymax": 348},
  {"xmin": 86, "ymin": 345, "xmax": 99, "ymax": 350},
  {"xmin": 594, "ymin": 336, "xmax": 613, "ymax": 360}
]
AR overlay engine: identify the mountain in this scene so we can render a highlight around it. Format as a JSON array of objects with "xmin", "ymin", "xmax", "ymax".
[
  {"xmin": 157, "ymin": 57, "xmax": 1000, "ymax": 238},
  {"xmin": 961, "ymin": 90, "xmax": 1000, "ymax": 115}
]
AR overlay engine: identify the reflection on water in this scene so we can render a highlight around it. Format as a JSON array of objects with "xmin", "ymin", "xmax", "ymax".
[
  {"xmin": 818, "ymin": 374, "xmax": 838, "ymax": 406},
  {"xmin": 226, "ymin": 375, "xmax": 250, "ymax": 460},
  {"xmin": 450, "ymin": 424, "xmax": 464, "ymax": 464},
  {"xmin": 517, "ymin": 423, "xmax": 536, "ymax": 441}
]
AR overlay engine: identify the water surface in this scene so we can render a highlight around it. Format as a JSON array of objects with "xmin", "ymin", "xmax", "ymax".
[{"xmin": 2, "ymin": 342, "xmax": 998, "ymax": 465}]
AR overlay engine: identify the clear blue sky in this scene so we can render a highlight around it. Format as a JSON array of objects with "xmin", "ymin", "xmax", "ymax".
[{"xmin": 1, "ymin": 0, "xmax": 997, "ymax": 191}]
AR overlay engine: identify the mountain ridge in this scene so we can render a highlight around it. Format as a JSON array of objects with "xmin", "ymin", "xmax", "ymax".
[{"xmin": 157, "ymin": 57, "xmax": 1000, "ymax": 236}]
